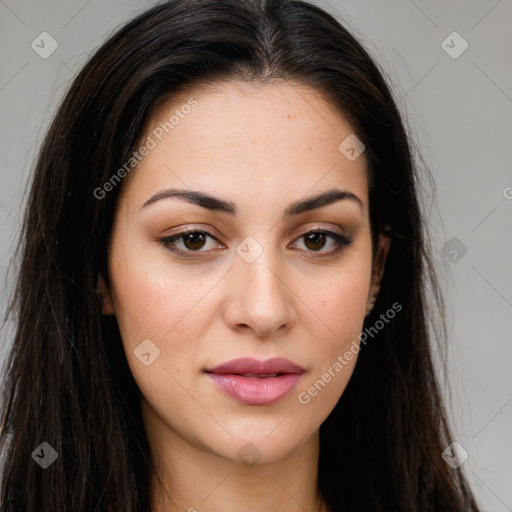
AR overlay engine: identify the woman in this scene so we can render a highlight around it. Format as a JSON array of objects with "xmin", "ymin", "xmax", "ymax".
[{"xmin": 0, "ymin": 0, "xmax": 481, "ymax": 510}]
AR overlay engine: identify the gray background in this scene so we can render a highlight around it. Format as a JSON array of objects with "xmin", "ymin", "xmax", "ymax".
[{"xmin": 0, "ymin": 0, "xmax": 511, "ymax": 510}]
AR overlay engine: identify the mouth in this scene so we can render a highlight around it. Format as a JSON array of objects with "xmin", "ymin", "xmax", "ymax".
[
  {"xmin": 204, "ymin": 357, "xmax": 305, "ymax": 406},
  {"xmin": 215, "ymin": 372, "xmax": 286, "ymax": 378}
]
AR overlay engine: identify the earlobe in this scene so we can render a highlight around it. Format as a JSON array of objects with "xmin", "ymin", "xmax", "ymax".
[
  {"xmin": 365, "ymin": 230, "xmax": 392, "ymax": 317},
  {"xmin": 96, "ymin": 273, "xmax": 115, "ymax": 315}
]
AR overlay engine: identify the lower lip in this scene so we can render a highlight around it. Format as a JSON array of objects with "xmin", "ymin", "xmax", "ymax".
[{"xmin": 205, "ymin": 373, "xmax": 303, "ymax": 406}]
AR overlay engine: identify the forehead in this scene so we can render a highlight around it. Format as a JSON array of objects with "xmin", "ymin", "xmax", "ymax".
[{"xmin": 119, "ymin": 80, "xmax": 369, "ymax": 212}]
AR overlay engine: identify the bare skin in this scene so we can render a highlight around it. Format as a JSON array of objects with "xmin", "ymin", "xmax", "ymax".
[{"xmin": 98, "ymin": 79, "xmax": 390, "ymax": 512}]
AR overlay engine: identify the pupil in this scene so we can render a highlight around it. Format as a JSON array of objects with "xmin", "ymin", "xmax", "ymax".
[
  {"xmin": 305, "ymin": 232, "xmax": 325, "ymax": 251},
  {"xmin": 184, "ymin": 232, "xmax": 206, "ymax": 250}
]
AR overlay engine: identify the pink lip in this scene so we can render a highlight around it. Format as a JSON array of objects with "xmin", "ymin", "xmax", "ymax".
[{"xmin": 204, "ymin": 357, "xmax": 305, "ymax": 406}]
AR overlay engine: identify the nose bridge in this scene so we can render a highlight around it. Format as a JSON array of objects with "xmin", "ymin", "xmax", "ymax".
[
  {"xmin": 226, "ymin": 233, "xmax": 294, "ymax": 335},
  {"xmin": 237, "ymin": 233, "xmax": 285, "ymax": 299}
]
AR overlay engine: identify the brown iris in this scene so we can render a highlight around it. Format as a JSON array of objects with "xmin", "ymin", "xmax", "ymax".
[
  {"xmin": 182, "ymin": 232, "xmax": 207, "ymax": 250},
  {"xmin": 303, "ymin": 232, "xmax": 327, "ymax": 251}
]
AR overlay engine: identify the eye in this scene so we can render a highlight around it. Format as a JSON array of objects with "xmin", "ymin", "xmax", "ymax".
[
  {"xmin": 291, "ymin": 229, "xmax": 353, "ymax": 256},
  {"xmin": 160, "ymin": 227, "xmax": 352, "ymax": 259},
  {"xmin": 160, "ymin": 229, "xmax": 223, "ymax": 258}
]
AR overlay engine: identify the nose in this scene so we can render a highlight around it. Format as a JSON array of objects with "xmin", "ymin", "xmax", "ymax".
[{"xmin": 223, "ymin": 241, "xmax": 297, "ymax": 337}]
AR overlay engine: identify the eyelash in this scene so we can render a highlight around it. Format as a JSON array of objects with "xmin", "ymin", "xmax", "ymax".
[{"xmin": 159, "ymin": 228, "xmax": 353, "ymax": 259}]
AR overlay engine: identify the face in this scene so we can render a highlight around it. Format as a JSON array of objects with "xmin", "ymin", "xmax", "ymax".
[{"xmin": 99, "ymin": 80, "xmax": 389, "ymax": 465}]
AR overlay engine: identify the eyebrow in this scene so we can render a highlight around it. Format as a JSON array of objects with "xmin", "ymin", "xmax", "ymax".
[{"xmin": 140, "ymin": 187, "xmax": 364, "ymax": 216}]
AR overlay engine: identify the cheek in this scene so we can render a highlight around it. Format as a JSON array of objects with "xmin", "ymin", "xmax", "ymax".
[
  {"xmin": 108, "ymin": 242, "xmax": 226, "ymax": 395},
  {"xmin": 109, "ymin": 255, "xmax": 211, "ymax": 412},
  {"xmin": 109, "ymin": 248, "xmax": 211, "ymax": 344},
  {"xmin": 310, "ymin": 262, "xmax": 370, "ymax": 346},
  {"xmin": 323, "ymin": 269, "xmax": 368, "ymax": 317},
  {"xmin": 295, "ymin": 263, "xmax": 370, "ymax": 413}
]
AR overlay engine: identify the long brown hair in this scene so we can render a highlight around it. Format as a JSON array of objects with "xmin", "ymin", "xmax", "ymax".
[{"xmin": 0, "ymin": 0, "xmax": 480, "ymax": 510}]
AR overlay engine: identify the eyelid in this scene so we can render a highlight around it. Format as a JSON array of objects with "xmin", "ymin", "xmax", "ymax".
[
  {"xmin": 294, "ymin": 223, "xmax": 346, "ymax": 238},
  {"xmin": 162, "ymin": 222, "xmax": 347, "ymax": 240},
  {"xmin": 162, "ymin": 223, "xmax": 223, "ymax": 240}
]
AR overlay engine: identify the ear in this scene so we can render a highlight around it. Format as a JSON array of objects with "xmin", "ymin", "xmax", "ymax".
[
  {"xmin": 96, "ymin": 273, "xmax": 115, "ymax": 315},
  {"xmin": 365, "ymin": 229, "xmax": 391, "ymax": 317}
]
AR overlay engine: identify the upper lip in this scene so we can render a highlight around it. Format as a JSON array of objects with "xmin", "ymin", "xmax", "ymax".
[{"xmin": 204, "ymin": 357, "xmax": 305, "ymax": 375}]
